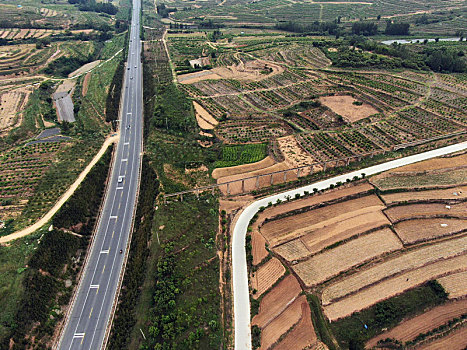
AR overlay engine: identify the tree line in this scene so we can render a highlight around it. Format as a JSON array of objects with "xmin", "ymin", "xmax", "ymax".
[{"xmin": 68, "ymin": 0, "xmax": 118, "ymax": 15}]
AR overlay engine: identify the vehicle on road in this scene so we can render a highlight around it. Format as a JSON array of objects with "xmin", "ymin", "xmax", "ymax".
[
  {"xmin": 119, "ymin": 249, "xmax": 123, "ymax": 254},
  {"xmin": 118, "ymin": 176, "xmax": 124, "ymax": 183}
]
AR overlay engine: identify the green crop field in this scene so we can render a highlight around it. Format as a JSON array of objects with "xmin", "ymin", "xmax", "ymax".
[{"xmin": 215, "ymin": 143, "xmax": 268, "ymax": 168}]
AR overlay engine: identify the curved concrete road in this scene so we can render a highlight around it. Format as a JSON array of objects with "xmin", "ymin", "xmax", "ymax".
[{"xmin": 232, "ymin": 141, "xmax": 467, "ymax": 350}]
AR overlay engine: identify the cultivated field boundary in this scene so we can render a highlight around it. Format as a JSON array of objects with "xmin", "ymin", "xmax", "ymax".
[{"xmin": 231, "ymin": 141, "xmax": 467, "ymax": 350}]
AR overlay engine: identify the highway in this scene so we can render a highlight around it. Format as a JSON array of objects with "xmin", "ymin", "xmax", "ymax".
[
  {"xmin": 56, "ymin": 0, "xmax": 143, "ymax": 348},
  {"xmin": 232, "ymin": 141, "xmax": 467, "ymax": 350}
]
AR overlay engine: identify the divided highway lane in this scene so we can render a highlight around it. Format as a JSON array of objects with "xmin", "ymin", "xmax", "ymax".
[
  {"xmin": 57, "ymin": 0, "xmax": 143, "ymax": 349},
  {"xmin": 232, "ymin": 141, "xmax": 467, "ymax": 350}
]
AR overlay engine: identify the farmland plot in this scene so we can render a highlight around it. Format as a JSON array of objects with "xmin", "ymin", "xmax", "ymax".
[
  {"xmin": 366, "ymin": 299, "xmax": 467, "ymax": 348},
  {"xmin": 252, "ymin": 230, "xmax": 268, "ymax": 266},
  {"xmin": 251, "ymin": 257, "xmax": 286, "ymax": 298},
  {"xmin": 417, "ymin": 326, "xmax": 467, "ymax": 350},
  {"xmin": 384, "ymin": 202, "xmax": 467, "ymax": 222},
  {"xmin": 259, "ymin": 295, "xmax": 307, "ymax": 350},
  {"xmin": 321, "ymin": 235, "xmax": 467, "ymax": 305},
  {"xmin": 252, "ymin": 274, "xmax": 302, "ymax": 328},
  {"xmin": 438, "ymin": 271, "xmax": 467, "ymax": 299},
  {"xmin": 323, "ymin": 254, "xmax": 467, "ymax": 321},
  {"xmin": 319, "ymin": 95, "xmax": 379, "ymax": 123},
  {"xmin": 381, "ymin": 186, "xmax": 467, "ymax": 204},
  {"xmin": 394, "ymin": 218, "xmax": 467, "ymax": 245},
  {"xmin": 293, "ymin": 228, "xmax": 402, "ymax": 287},
  {"xmin": 260, "ymin": 195, "xmax": 385, "ymax": 247}
]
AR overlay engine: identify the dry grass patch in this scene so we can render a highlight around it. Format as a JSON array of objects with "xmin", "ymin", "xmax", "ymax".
[
  {"xmin": 252, "ymin": 274, "xmax": 302, "ymax": 328},
  {"xmin": 323, "ymin": 254, "xmax": 467, "ymax": 321},
  {"xmin": 260, "ymin": 295, "xmax": 307, "ymax": 350},
  {"xmin": 394, "ymin": 218, "xmax": 467, "ymax": 245},
  {"xmin": 275, "ymin": 300, "xmax": 318, "ymax": 350},
  {"xmin": 251, "ymin": 257, "xmax": 286, "ymax": 298},
  {"xmin": 366, "ymin": 299, "xmax": 467, "ymax": 348},
  {"xmin": 278, "ymin": 135, "xmax": 316, "ymax": 169},
  {"xmin": 384, "ymin": 202, "xmax": 467, "ymax": 222},
  {"xmin": 178, "ymin": 70, "xmax": 222, "ymax": 84},
  {"xmin": 212, "ymin": 156, "xmax": 275, "ymax": 179},
  {"xmin": 0, "ymin": 87, "xmax": 30, "ymax": 133},
  {"xmin": 294, "ymin": 228, "xmax": 402, "ymax": 287},
  {"xmin": 260, "ymin": 195, "xmax": 385, "ymax": 247},
  {"xmin": 438, "ymin": 270, "xmax": 467, "ymax": 299},
  {"xmin": 381, "ymin": 186, "xmax": 467, "ymax": 204},
  {"xmin": 319, "ymin": 95, "xmax": 378, "ymax": 122},
  {"xmin": 321, "ymin": 235, "xmax": 467, "ymax": 305},
  {"xmin": 252, "ymin": 230, "xmax": 269, "ymax": 266},
  {"xmin": 68, "ymin": 60, "xmax": 101, "ymax": 78}
]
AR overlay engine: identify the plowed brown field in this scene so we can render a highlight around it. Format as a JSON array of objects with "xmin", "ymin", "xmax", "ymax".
[
  {"xmin": 260, "ymin": 295, "xmax": 307, "ymax": 350},
  {"xmin": 438, "ymin": 270, "xmax": 467, "ymax": 299},
  {"xmin": 417, "ymin": 325, "xmax": 467, "ymax": 350},
  {"xmin": 321, "ymin": 235, "xmax": 467, "ymax": 305},
  {"xmin": 252, "ymin": 274, "xmax": 302, "ymax": 328},
  {"xmin": 323, "ymin": 254, "xmax": 467, "ymax": 321},
  {"xmin": 294, "ymin": 228, "xmax": 402, "ymax": 287},
  {"xmin": 384, "ymin": 202, "xmax": 467, "ymax": 222},
  {"xmin": 394, "ymin": 218, "xmax": 467, "ymax": 244},
  {"xmin": 261, "ymin": 195, "xmax": 385, "ymax": 247},
  {"xmin": 274, "ymin": 301, "xmax": 318, "ymax": 350},
  {"xmin": 381, "ymin": 186, "xmax": 467, "ymax": 204},
  {"xmin": 251, "ymin": 257, "xmax": 285, "ymax": 298},
  {"xmin": 254, "ymin": 182, "xmax": 374, "ymax": 228},
  {"xmin": 366, "ymin": 299, "xmax": 467, "ymax": 348},
  {"xmin": 252, "ymin": 230, "xmax": 269, "ymax": 266}
]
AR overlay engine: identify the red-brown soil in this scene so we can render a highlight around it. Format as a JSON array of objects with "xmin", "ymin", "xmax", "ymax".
[
  {"xmin": 252, "ymin": 274, "xmax": 302, "ymax": 328},
  {"xmin": 417, "ymin": 325, "xmax": 467, "ymax": 350},
  {"xmin": 252, "ymin": 230, "xmax": 269, "ymax": 266}
]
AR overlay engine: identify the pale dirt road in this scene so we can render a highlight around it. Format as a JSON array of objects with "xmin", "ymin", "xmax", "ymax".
[{"xmin": 0, "ymin": 134, "xmax": 119, "ymax": 244}]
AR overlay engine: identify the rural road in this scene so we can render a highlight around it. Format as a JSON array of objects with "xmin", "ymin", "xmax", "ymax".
[
  {"xmin": 56, "ymin": 0, "xmax": 143, "ymax": 348},
  {"xmin": 232, "ymin": 141, "xmax": 467, "ymax": 350},
  {"xmin": 0, "ymin": 135, "xmax": 118, "ymax": 244}
]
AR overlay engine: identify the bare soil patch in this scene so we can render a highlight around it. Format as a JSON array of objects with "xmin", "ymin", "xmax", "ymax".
[
  {"xmin": 417, "ymin": 323, "xmax": 467, "ymax": 350},
  {"xmin": 366, "ymin": 299, "xmax": 467, "ymax": 348},
  {"xmin": 394, "ymin": 218, "xmax": 467, "ymax": 245},
  {"xmin": 438, "ymin": 270, "xmax": 467, "ymax": 299},
  {"xmin": 381, "ymin": 186, "xmax": 467, "ymax": 204},
  {"xmin": 277, "ymin": 135, "xmax": 316, "ymax": 169},
  {"xmin": 212, "ymin": 156, "xmax": 276, "ymax": 179},
  {"xmin": 193, "ymin": 101, "xmax": 218, "ymax": 129},
  {"xmin": 321, "ymin": 235, "xmax": 467, "ymax": 305},
  {"xmin": 275, "ymin": 299, "xmax": 318, "ymax": 350},
  {"xmin": 323, "ymin": 254, "xmax": 467, "ymax": 321},
  {"xmin": 213, "ymin": 58, "xmax": 284, "ymax": 82},
  {"xmin": 294, "ymin": 228, "xmax": 402, "ymax": 287},
  {"xmin": 252, "ymin": 274, "xmax": 302, "ymax": 328},
  {"xmin": 319, "ymin": 95, "xmax": 378, "ymax": 122},
  {"xmin": 0, "ymin": 87, "xmax": 30, "ymax": 133},
  {"xmin": 82, "ymin": 72, "xmax": 91, "ymax": 97},
  {"xmin": 252, "ymin": 230, "xmax": 269, "ymax": 266},
  {"xmin": 55, "ymin": 79, "xmax": 76, "ymax": 94},
  {"xmin": 260, "ymin": 295, "xmax": 306, "ymax": 350},
  {"xmin": 178, "ymin": 70, "xmax": 222, "ymax": 84},
  {"xmin": 384, "ymin": 202, "xmax": 467, "ymax": 222},
  {"xmin": 251, "ymin": 257, "xmax": 286, "ymax": 298},
  {"xmin": 260, "ymin": 195, "xmax": 386, "ymax": 247}
]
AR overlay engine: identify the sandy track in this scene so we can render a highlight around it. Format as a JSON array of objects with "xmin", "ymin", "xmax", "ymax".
[
  {"xmin": 366, "ymin": 299, "xmax": 467, "ymax": 348},
  {"xmin": 0, "ymin": 135, "xmax": 119, "ymax": 244}
]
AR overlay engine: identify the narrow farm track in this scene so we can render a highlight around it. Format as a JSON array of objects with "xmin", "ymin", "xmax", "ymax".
[
  {"xmin": 0, "ymin": 135, "xmax": 119, "ymax": 244},
  {"xmin": 232, "ymin": 140, "xmax": 467, "ymax": 350}
]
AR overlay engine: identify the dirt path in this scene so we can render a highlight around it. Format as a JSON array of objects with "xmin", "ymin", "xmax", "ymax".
[{"xmin": 0, "ymin": 134, "xmax": 119, "ymax": 244}]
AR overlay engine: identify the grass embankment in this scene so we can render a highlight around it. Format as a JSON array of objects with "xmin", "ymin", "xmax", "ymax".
[
  {"xmin": 0, "ymin": 145, "xmax": 113, "ymax": 349},
  {"xmin": 108, "ymin": 9, "xmax": 224, "ymax": 349},
  {"xmin": 215, "ymin": 143, "xmax": 268, "ymax": 168}
]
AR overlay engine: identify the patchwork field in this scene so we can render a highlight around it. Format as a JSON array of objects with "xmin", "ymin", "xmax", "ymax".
[
  {"xmin": 251, "ymin": 257, "xmax": 285, "ymax": 298},
  {"xmin": 248, "ymin": 152, "xmax": 467, "ymax": 349}
]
